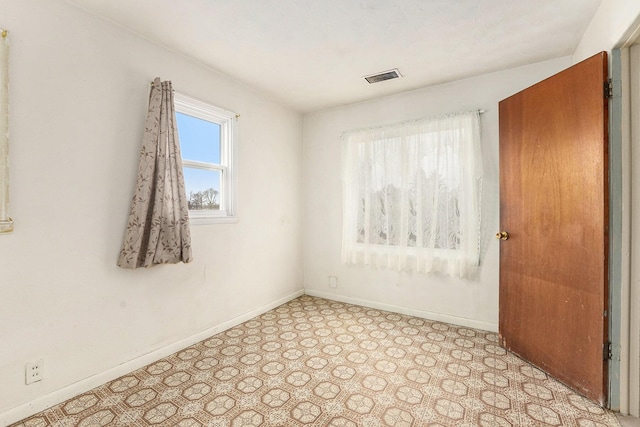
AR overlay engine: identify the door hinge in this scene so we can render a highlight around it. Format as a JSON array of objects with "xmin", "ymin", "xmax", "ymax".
[
  {"xmin": 603, "ymin": 342, "xmax": 612, "ymax": 360},
  {"xmin": 604, "ymin": 79, "xmax": 613, "ymax": 99}
]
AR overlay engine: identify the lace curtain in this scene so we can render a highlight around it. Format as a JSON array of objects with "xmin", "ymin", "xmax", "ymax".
[
  {"xmin": 118, "ymin": 78, "xmax": 192, "ymax": 268},
  {"xmin": 341, "ymin": 111, "xmax": 482, "ymax": 278}
]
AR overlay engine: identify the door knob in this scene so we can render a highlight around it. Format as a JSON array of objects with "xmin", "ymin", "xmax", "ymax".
[{"xmin": 496, "ymin": 231, "xmax": 509, "ymax": 241}]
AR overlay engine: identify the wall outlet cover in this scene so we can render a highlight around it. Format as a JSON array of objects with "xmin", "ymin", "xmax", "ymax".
[{"xmin": 25, "ymin": 359, "xmax": 43, "ymax": 385}]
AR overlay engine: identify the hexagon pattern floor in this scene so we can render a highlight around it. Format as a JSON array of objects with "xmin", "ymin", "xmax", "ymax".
[{"xmin": 11, "ymin": 296, "xmax": 619, "ymax": 426}]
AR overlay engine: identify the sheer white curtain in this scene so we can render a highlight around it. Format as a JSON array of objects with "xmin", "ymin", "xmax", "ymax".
[{"xmin": 341, "ymin": 111, "xmax": 482, "ymax": 278}]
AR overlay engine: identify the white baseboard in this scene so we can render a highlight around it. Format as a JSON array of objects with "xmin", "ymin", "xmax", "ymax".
[
  {"xmin": 304, "ymin": 289, "xmax": 498, "ymax": 333},
  {"xmin": 0, "ymin": 289, "xmax": 304, "ymax": 427}
]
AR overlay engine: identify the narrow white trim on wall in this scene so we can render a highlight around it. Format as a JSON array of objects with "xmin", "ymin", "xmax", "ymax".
[
  {"xmin": 0, "ymin": 29, "xmax": 12, "ymax": 234},
  {"xmin": 629, "ymin": 42, "xmax": 640, "ymax": 418},
  {"xmin": 304, "ymin": 289, "xmax": 498, "ymax": 333},
  {"xmin": 0, "ymin": 289, "xmax": 305, "ymax": 426}
]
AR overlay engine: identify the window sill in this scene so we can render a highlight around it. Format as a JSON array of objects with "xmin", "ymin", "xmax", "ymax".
[
  {"xmin": 346, "ymin": 243, "xmax": 478, "ymax": 265},
  {"xmin": 189, "ymin": 216, "xmax": 239, "ymax": 225}
]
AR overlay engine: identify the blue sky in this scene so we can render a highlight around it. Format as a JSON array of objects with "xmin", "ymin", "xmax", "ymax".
[{"xmin": 176, "ymin": 112, "xmax": 221, "ymax": 198}]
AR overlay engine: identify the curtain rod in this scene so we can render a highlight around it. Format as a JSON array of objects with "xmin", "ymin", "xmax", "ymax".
[
  {"xmin": 149, "ymin": 80, "xmax": 241, "ymax": 119},
  {"xmin": 341, "ymin": 109, "xmax": 485, "ymax": 138},
  {"xmin": 1, "ymin": 30, "xmax": 7, "ymax": 39}
]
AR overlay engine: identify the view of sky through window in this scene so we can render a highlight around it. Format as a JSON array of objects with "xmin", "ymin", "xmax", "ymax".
[
  {"xmin": 176, "ymin": 112, "xmax": 221, "ymax": 162},
  {"xmin": 183, "ymin": 168, "xmax": 220, "ymax": 197},
  {"xmin": 176, "ymin": 112, "xmax": 222, "ymax": 210}
]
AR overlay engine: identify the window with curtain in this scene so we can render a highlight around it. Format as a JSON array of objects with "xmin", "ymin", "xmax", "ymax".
[{"xmin": 341, "ymin": 111, "xmax": 483, "ymax": 278}]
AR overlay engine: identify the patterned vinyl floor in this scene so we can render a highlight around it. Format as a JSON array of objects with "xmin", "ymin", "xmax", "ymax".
[{"xmin": 11, "ymin": 296, "xmax": 619, "ymax": 427}]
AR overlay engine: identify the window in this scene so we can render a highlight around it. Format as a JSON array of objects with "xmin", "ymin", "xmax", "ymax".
[
  {"xmin": 174, "ymin": 93, "xmax": 237, "ymax": 224},
  {"xmin": 341, "ymin": 111, "xmax": 482, "ymax": 278}
]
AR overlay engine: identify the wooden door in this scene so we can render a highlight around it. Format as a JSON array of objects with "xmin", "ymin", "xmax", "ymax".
[{"xmin": 498, "ymin": 52, "xmax": 609, "ymax": 405}]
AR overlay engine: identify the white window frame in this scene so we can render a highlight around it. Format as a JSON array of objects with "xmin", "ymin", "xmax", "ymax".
[{"xmin": 174, "ymin": 92, "xmax": 238, "ymax": 225}]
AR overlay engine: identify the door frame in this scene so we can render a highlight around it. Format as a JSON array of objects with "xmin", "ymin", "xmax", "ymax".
[
  {"xmin": 610, "ymin": 17, "xmax": 640, "ymax": 416},
  {"xmin": 628, "ymin": 42, "xmax": 640, "ymax": 418}
]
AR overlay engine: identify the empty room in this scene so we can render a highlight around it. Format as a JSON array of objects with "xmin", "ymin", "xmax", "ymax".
[{"xmin": 1, "ymin": 1, "xmax": 640, "ymax": 426}]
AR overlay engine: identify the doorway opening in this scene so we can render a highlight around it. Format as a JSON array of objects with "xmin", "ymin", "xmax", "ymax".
[{"xmin": 610, "ymin": 22, "xmax": 640, "ymax": 415}]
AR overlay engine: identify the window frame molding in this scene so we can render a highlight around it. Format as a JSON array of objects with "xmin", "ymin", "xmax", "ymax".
[{"xmin": 174, "ymin": 92, "xmax": 238, "ymax": 225}]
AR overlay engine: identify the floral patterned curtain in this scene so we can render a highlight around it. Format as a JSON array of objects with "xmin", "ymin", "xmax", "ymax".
[{"xmin": 117, "ymin": 78, "xmax": 192, "ymax": 268}]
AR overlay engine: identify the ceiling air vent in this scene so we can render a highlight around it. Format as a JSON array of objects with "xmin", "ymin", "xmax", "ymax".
[{"xmin": 364, "ymin": 68, "xmax": 402, "ymax": 84}]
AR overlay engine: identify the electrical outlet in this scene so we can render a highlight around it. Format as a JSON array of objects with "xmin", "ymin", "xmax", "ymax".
[
  {"xmin": 25, "ymin": 359, "xmax": 43, "ymax": 385},
  {"xmin": 329, "ymin": 276, "xmax": 337, "ymax": 288}
]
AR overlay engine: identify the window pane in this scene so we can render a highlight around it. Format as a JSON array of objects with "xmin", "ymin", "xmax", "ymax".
[
  {"xmin": 183, "ymin": 167, "xmax": 221, "ymax": 211},
  {"xmin": 176, "ymin": 112, "xmax": 221, "ymax": 164}
]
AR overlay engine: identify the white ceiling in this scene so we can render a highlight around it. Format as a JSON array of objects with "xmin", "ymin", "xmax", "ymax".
[{"xmin": 68, "ymin": 0, "xmax": 602, "ymax": 113}]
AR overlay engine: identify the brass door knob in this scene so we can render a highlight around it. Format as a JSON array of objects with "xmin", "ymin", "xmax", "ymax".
[{"xmin": 496, "ymin": 231, "xmax": 509, "ymax": 241}]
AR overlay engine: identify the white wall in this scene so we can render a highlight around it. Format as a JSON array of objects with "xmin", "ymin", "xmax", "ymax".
[
  {"xmin": 302, "ymin": 57, "xmax": 572, "ymax": 333},
  {"xmin": 574, "ymin": 0, "xmax": 640, "ymax": 62},
  {"xmin": 0, "ymin": 0, "xmax": 303, "ymax": 422}
]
